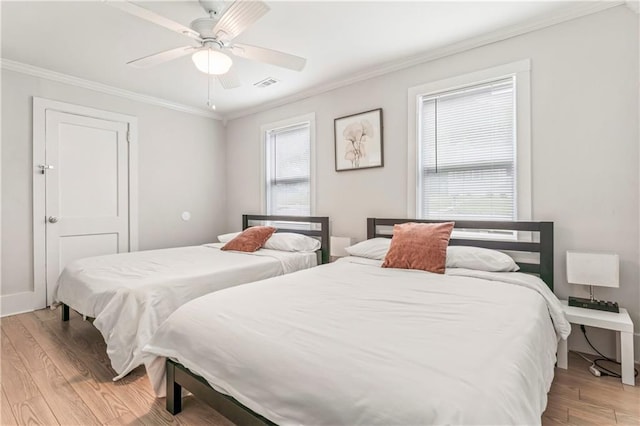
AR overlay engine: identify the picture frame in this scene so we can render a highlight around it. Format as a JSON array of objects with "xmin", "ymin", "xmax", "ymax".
[{"xmin": 334, "ymin": 108, "xmax": 383, "ymax": 171}]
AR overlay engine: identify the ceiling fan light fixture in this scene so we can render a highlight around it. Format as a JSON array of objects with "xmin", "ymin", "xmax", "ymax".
[{"xmin": 192, "ymin": 49, "xmax": 232, "ymax": 75}]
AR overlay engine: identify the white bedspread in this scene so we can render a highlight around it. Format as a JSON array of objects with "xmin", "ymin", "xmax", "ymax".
[
  {"xmin": 144, "ymin": 256, "xmax": 570, "ymax": 425},
  {"xmin": 55, "ymin": 243, "xmax": 316, "ymax": 379}
]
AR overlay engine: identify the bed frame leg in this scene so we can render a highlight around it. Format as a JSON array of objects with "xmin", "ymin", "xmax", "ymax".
[
  {"xmin": 61, "ymin": 304, "xmax": 69, "ymax": 322},
  {"xmin": 166, "ymin": 360, "xmax": 182, "ymax": 415}
]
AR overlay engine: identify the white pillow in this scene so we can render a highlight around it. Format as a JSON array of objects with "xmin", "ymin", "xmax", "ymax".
[
  {"xmin": 263, "ymin": 233, "xmax": 321, "ymax": 252},
  {"xmin": 219, "ymin": 231, "xmax": 321, "ymax": 252},
  {"xmin": 446, "ymin": 246, "xmax": 519, "ymax": 272},
  {"xmin": 344, "ymin": 238, "xmax": 519, "ymax": 272},
  {"xmin": 344, "ymin": 238, "xmax": 391, "ymax": 260},
  {"xmin": 217, "ymin": 232, "xmax": 241, "ymax": 243}
]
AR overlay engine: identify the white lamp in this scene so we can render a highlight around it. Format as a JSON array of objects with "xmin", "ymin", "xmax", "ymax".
[
  {"xmin": 566, "ymin": 250, "xmax": 619, "ymax": 311},
  {"xmin": 330, "ymin": 236, "xmax": 353, "ymax": 258},
  {"xmin": 192, "ymin": 48, "xmax": 232, "ymax": 75}
]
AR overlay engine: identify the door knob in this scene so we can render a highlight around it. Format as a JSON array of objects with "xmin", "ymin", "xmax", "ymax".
[{"xmin": 48, "ymin": 216, "xmax": 59, "ymax": 223}]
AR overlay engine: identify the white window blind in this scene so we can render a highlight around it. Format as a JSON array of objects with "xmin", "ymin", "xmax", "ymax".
[
  {"xmin": 265, "ymin": 122, "xmax": 311, "ymax": 216},
  {"xmin": 418, "ymin": 77, "xmax": 516, "ymax": 221}
]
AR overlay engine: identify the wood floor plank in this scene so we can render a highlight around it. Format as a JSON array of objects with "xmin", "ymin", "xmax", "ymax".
[
  {"xmin": 543, "ymin": 397, "xmax": 569, "ymax": 424},
  {"xmin": 7, "ymin": 316, "xmax": 150, "ymax": 421},
  {"xmin": 43, "ymin": 322, "xmax": 117, "ymax": 384},
  {"xmin": 615, "ymin": 410, "xmax": 640, "ymax": 425},
  {"xmin": 16, "ymin": 311, "xmax": 65, "ymax": 351},
  {"xmin": 580, "ymin": 385, "xmax": 640, "ymax": 418},
  {"xmin": 23, "ymin": 337, "xmax": 102, "ymax": 426},
  {"xmin": 554, "ymin": 367, "xmax": 624, "ymax": 393},
  {"xmin": 2, "ymin": 316, "xmax": 51, "ymax": 372},
  {"xmin": 69, "ymin": 313, "xmax": 96, "ymax": 331},
  {"xmin": 19, "ymin": 315, "xmax": 135, "ymax": 422},
  {"xmin": 32, "ymin": 307, "xmax": 59, "ymax": 322},
  {"xmin": 126, "ymin": 397, "xmax": 181, "ymax": 425},
  {"xmin": 175, "ymin": 396, "xmax": 234, "ymax": 426},
  {"xmin": 0, "ymin": 330, "xmax": 41, "ymax": 405},
  {"xmin": 565, "ymin": 397, "xmax": 617, "ymax": 425},
  {"xmin": 10, "ymin": 395, "xmax": 59, "ymax": 426},
  {"xmin": 39, "ymin": 337, "xmax": 133, "ymax": 423},
  {"xmin": 67, "ymin": 317, "xmax": 112, "ymax": 366},
  {"xmin": 113, "ymin": 375, "xmax": 181, "ymax": 425},
  {"xmin": 1, "ymin": 388, "xmax": 18, "ymax": 426},
  {"xmin": 41, "ymin": 311, "xmax": 183, "ymax": 424},
  {"xmin": 542, "ymin": 414, "xmax": 569, "ymax": 426},
  {"xmin": 102, "ymin": 412, "xmax": 146, "ymax": 425},
  {"xmin": 548, "ymin": 380, "xmax": 580, "ymax": 401},
  {"xmin": 623, "ymin": 382, "xmax": 640, "ymax": 395},
  {"xmin": 40, "ymin": 312, "xmax": 113, "ymax": 374}
]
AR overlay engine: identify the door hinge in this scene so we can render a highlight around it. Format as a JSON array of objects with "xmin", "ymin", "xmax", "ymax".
[{"xmin": 126, "ymin": 130, "xmax": 131, "ymax": 143}]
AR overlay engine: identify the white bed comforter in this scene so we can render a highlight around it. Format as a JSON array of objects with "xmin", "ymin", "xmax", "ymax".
[
  {"xmin": 144, "ymin": 257, "xmax": 570, "ymax": 425},
  {"xmin": 55, "ymin": 243, "xmax": 316, "ymax": 379}
]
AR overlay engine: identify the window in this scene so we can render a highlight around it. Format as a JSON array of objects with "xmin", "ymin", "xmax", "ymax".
[
  {"xmin": 408, "ymin": 60, "xmax": 531, "ymax": 222},
  {"xmin": 419, "ymin": 78, "xmax": 515, "ymax": 220},
  {"xmin": 262, "ymin": 114, "xmax": 315, "ymax": 216}
]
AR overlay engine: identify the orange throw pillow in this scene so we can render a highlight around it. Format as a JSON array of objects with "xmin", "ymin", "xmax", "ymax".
[
  {"xmin": 221, "ymin": 226, "xmax": 276, "ymax": 253},
  {"xmin": 382, "ymin": 222, "xmax": 455, "ymax": 273}
]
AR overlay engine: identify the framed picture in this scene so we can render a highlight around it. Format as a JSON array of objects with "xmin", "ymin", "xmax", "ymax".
[{"xmin": 334, "ymin": 108, "xmax": 383, "ymax": 171}]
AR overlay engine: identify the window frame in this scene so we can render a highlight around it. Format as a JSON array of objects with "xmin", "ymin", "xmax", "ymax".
[
  {"xmin": 407, "ymin": 60, "xmax": 531, "ymax": 221},
  {"xmin": 260, "ymin": 113, "xmax": 316, "ymax": 216}
]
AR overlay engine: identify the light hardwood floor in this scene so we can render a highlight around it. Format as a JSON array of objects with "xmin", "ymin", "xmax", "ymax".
[{"xmin": 1, "ymin": 308, "xmax": 638, "ymax": 425}]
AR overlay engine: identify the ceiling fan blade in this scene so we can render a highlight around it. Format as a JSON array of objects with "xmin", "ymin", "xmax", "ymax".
[
  {"xmin": 127, "ymin": 46, "xmax": 198, "ymax": 68},
  {"xmin": 216, "ymin": 69, "xmax": 241, "ymax": 89},
  {"xmin": 107, "ymin": 0, "xmax": 201, "ymax": 41},
  {"xmin": 213, "ymin": 0, "xmax": 270, "ymax": 41},
  {"xmin": 230, "ymin": 43, "xmax": 306, "ymax": 71}
]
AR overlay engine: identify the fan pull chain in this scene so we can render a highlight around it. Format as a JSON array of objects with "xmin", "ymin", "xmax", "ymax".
[{"xmin": 206, "ymin": 49, "xmax": 215, "ymax": 110}]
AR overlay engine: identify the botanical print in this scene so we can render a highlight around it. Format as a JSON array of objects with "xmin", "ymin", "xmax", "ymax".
[
  {"xmin": 334, "ymin": 109, "xmax": 383, "ymax": 171},
  {"xmin": 343, "ymin": 120, "xmax": 373, "ymax": 168}
]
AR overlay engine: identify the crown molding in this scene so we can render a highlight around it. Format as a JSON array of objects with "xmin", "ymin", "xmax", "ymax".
[
  {"xmin": 225, "ymin": 0, "xmax": 624, "ymax": 121},
  {"xmin": 0, "ymin": 59, "xmax": 222, "ymax": 120},
  {"xmin": 1, "ymin": 1, "xmax": 626, "ymax": 122}
]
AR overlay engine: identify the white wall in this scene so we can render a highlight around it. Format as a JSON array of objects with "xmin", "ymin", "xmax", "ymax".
[
  {"xmin": 225, "ymin": 7, "xmax": 640, "ymax": 360},
  {"xmin": 1, "ymin": 70, "xmax": 227, "ymax": 307}
]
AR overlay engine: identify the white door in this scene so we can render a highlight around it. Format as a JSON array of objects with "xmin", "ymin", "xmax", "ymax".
[{"xmin": 44, "ymin": 110, "xmax": 130, "ymax": 305}]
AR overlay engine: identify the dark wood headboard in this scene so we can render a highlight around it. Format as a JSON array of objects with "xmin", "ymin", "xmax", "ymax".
[
  {"xmin": 367, "ymin": 218, "xmax": 554, "ymax": 290},
  {"xmin": 242, "ymin": 214, "xmax": 330, "ymax": 265}
]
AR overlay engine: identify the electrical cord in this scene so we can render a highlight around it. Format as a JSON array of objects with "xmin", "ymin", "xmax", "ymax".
[
  {"xmin": 580, "ymin": 325, "xmax": 638, "ymax": 378},
  {"xmin": 573, "ymin": 350, "xmax": 595, "ymax": 365},
  {"xmin": 570, "ymin": 351, "xmax": 603, "ymax": 377}
]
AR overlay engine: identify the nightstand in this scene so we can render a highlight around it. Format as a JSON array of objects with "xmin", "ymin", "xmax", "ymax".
[{"xmin": 557, "ymin": 300, "xmax": 635, "ymax": 386}]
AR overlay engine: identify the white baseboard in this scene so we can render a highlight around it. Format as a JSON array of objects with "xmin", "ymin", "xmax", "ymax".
[{"xmin": 0, "ymin": 292, "xmax": 35, "ymax": 317}]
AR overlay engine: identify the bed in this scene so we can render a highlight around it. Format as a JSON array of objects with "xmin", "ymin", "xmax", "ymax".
[
  {"xmin": 143, "ymin": 218, "xmax": 570, "ymax": 425},
  {"xmin": 54, "ymin": 214, "xmax": 329, "ymax": 380}
]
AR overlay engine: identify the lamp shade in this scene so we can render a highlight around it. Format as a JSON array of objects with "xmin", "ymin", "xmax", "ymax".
[
  {"xmin": 566, "ymin": 251, "xmax": 619, "ymax": 288},
  {"xmin": 191, "ymin": 49, "xmax": 232, "ymax": 75},
  {"xmin": 330, "ymin": 236, "xmax": 353, "ymax": 257}
]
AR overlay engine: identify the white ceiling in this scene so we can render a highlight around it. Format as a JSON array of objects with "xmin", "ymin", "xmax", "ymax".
[{"xmin": 2, "ymin": 1, "xmax": 594, "ymax": 118}]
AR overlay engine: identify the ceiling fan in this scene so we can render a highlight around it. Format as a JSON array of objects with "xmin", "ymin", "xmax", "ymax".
[{"xmin": 107, "ymin": 0, "xmax": 307, "ymax": 90}]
